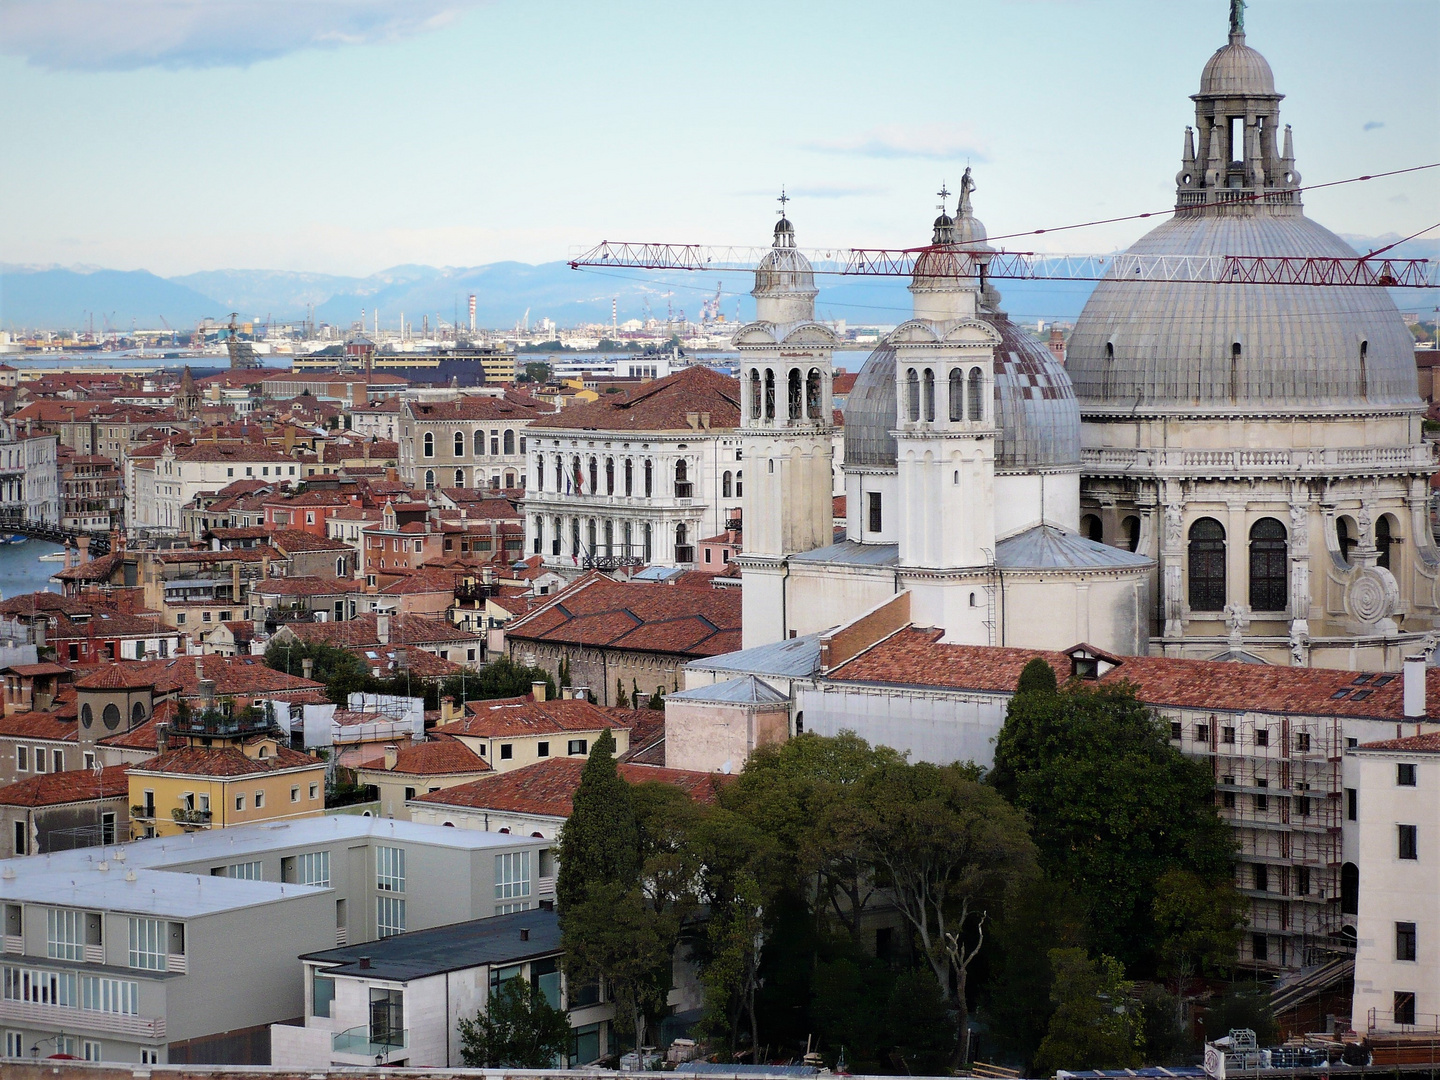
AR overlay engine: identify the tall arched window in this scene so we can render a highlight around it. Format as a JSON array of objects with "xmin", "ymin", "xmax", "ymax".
[
  {"xmin": 624, "ymin": 458, "xmax": 633, "ymax": 496},
  {"xmin": 535, "ymin": 454, "xmax": 545, "ymax": 491},
  {"xmin": 571, "ymin": 456, "xmax": 582, "ymax": 494},
  {"xmin": 642, "ymin": 522, "xmax": 653, "ymax": 562},
  {"xmin": 423, "ymin": 432, "xmax": 434, "ymax": 458},
  {"xmin": 1359, "ymin": 340, "xmax": 1369, "ymax": 398},
  {"xmin": 336, "ymin": 556, "xmax": 347, "ymax": 577},
  {"xmin": 1336, "ymin": 516, "xmax": 1358, "ymax": 566},
  {"xmin": 923, "ymin": 369, "xmax": 935, "ymax": 422},
  {"xmin": 1249, "ymin": 517, "xmax": 1288, "ymax": 611},
  {"xmin": 587, "ymin": 518, "xmax": 597, "ymax": 553},
  {"xmin": 1377, "ymin": 514, "xmax": 1395, "ymax": 571},
  {"xmin": 675, "ymin": 523, "xmax": 691, "ymax": 562},
  {"xmin": 504, "ymin": 430, "xmax": 515, "ymax": 455},
  {"xmin": 605, "ymin": 457, "xmax": 615, "ymax": 495},
  {"xmin": 1188, "ymin": 517, "xmax": 1226, "ymax": 612},
  {"xmin": 906, "ymin": 368, "xmax": 920, "ymax": 421},
  {"xmin": 553, "ymin": 516, "xmax": 563, "ymax": 556},
  {"xmin": 722, "ymin": 471, "xmax": 733, "ymax": 498},
  {"xmin": 788, "ymin": 368, "xmax": 802, "ymax": 421},
  {"xmin": 675, "ymin": 459, "xmax": 691, "ymax": 498},
  {"xmin": 764, "ymin": 369, "xmax": 776, "ymax": 421},
  {"xmin": 1081, "ymin": 514, "xmax": 1102, "ymax": 544},
  {"xmin": 749, "ymin": 369, "xmax": 762, "ymax": 420},
  {"xmin": 644, "ymin": 459, "xmax": 653, "ymax": 496},
  {"xmin": 453, "ymin": 431, "xmax": 464, "ymax": 456},
  {"xmin": 736, "ymin": 470, "xmax": 743, "ymax": 497},
  {"xmin": 554, "ymin": 457, "xmax": 563, "ymax": 490},
  {"xmin": 806, "ymin": 368, "xmax": 822, "ymax": 419},
  {"xmin": 603, "ymin": 520, "xmax": 614, "ymax": 556},
  {"xmin": 623, "ymin": 521, "xmax": 633, "ymax": 556},
  {"xmin": 967, "ymin": 367, "xmax": 983, "ymax": 421},
  {"xmin": 424, "ymin": 469, "xmax": 436, "ymax": 490},
  {"xmin": 571, "ymin": 519, "xmax": 581, "ymax": 555},
  {"xmin": 949, "ymin": 369, "xmax": 964, "ymax": 422},
  {"xmin": 1123, "ymin": 515, "xmax": 1141, "ymax": 553},
  {"xmin": 474, "ymin": 430, "xmax": 485, "ymax": 455},
  {"xmin": 587, "ymin": 457, "xmax": 598, "ymax": 493},
  {"xmin": 454, "ymin": 468, "xmax": 465, "ymax": 487}
]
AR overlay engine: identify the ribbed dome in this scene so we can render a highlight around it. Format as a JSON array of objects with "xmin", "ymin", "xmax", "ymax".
[
  {"xmin": 843, "ymin": 317, "xmax": 1081, "ymax": 471},
  {"xmin": 752, "ymin": 244, "xmax": 816, "ymax": 296},
  {"xmin": 1198, "ymin": 35, "xmax": 1276, "ymax": 96},
  {"xmin": 1066, "ymin": 211, "xmax": 1421, "ymax": 414}
]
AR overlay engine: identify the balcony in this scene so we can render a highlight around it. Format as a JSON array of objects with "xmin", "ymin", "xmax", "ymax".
[
  {"xmin": 333, "ymin": 1025, "xmax": 407, "ymax": 1058},
  {"xmin": 0, "ymin": 998, "xmax": 166, "ymax": 1040},
  {"xmin": 171, "ymin": 808, "xmax": 213, "ymax": 828}
]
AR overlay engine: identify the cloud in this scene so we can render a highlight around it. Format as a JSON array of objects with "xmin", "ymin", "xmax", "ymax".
[
  {"xmin": 1363, "ymin": 120, "xmax": 1385, "ymax": 131},
  {"xmin": 0, "ymin": 0, "xmax": 485, "ymax": 71},
  {"xmin": 804, "ymin": 124, "xmax": 988, "ymax": 162}
]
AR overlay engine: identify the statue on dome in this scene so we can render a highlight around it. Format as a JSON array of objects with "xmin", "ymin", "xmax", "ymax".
[
  {"xmin": 1230, "ymin": 0, "xmax": 1245, "ymax": 35},
  {"xmin": 959, "ymin": 167, "xmax": 976, "ymax": 214}
]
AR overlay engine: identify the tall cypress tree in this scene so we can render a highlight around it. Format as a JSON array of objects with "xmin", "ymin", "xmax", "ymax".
[{"xmin": 555, "ymin": 729, "xmax": 639, "ymax": 913}]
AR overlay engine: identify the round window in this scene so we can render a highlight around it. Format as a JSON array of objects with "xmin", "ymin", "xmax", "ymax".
[
  {"xmin": 80, "ymin": 704, "xmax": 93, "ymax": 729},
  {"xmin": 102, "ymin": 703, "xmax": 121, "ymax": 730}
]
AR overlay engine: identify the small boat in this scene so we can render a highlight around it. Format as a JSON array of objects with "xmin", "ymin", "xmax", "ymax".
[
  {"xmin": 3, "ymin": 535, "xmax": 26, "ymax": 545},
  {"xmin": 37, "ymin": 552, "xmax": 68, "ymax": 563}
]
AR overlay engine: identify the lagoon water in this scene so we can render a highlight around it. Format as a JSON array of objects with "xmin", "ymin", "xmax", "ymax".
[{"xmin": 0, "ymin": 538, "xmax": 64, "ymax": 601}]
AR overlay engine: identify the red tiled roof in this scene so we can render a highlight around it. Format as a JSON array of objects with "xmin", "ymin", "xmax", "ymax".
[
  {"xmin": 251, "ymin": 577, "xmax": 363, "ymax": 597},
  {"xmin": 130, "ymin": 744, "xmax": 322, "ymax": 778},
  {"xmin": 506, "ymin": 577, "xmax": 742, "ymax": 658},
  {"xmin": 404, "ymin": 398, "xmax": 544, "ymax": 422},
  {"xmin": 357, "ymin": 739, "xmax": 491, "ymax": 776},
  {"xmin": 0, "ymin": 766, "xmax": 129, "ymax": 807},
  {"xmin": 2, "ymin": 663, "xmax": 70, "ymax": 677},
  {"xmin": 75, "ymin": 665, "xmax": 159, "ymax": 690},
  {"xmin": 529, "ymin": 366, "xmax": 740, "ymax": 433},
  {"xmin": 829, "ymin": 627, "xmax": 1440, "ymax": 723},
  {"xmin": 438, "ymin": 696, "xmax": 632, "ymax": 739},
  {"xmin": 270, "ymin": 529, "xmax": 354, "ymax": 553},
  {"xmin": 1355, "ymin": 731, "xmax": 1440, "ymax": 753},
  {"xmin": 277, "ymin": 613, "xmax": 480, "ymax": 649},
  {"xmin": 0, "ymin": 712, "xmax": 77, "ymax": 741},
  {"xmin": 411, "ymin": 756, "xmax": 725, "ymax": 817}
]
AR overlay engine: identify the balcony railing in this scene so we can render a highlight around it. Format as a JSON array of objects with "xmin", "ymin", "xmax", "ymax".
[
  {"xmin": 0, "ymin": 998, "xmax": 166, "ymax": 1040},
  {"xmin": 171, "ymin": 808, "xmax": 213, "ymax": 827},
  {"xmin": 333, "ymin": 1025, "xmax": 408, "ymax": 1057}
]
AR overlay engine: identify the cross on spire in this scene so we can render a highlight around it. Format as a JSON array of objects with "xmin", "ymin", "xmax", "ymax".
[
  {"xmin": 936, "ymin": 182, "xmax": 951, "ymax": 215},
  {"xmin": 777, "ymin": 189, "xmax": 790, "ymax": 217}
]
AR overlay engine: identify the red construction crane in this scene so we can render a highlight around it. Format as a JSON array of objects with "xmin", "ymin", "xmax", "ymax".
[{"xmin": 569, "ymin": 240, "xmax": 1436, "ymax": 288}]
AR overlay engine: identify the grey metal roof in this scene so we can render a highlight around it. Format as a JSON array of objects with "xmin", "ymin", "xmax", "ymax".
[
  {"xmin": 1066, "ymin": 209, "xmax": 1421, "ymax": 415},
  {"xmin": 687, "ymin": 633, "xmax": 824, "ymax": 679},
  {"xmin": 842, "ymin": 316, "xmax": 1080, "ymax": 471},
  {"xmin": 302, "ymin": 909, "xmax": 560, "ymax": 981},
  {"xmin": 631, "ymin": 565, "xmax": 687, "ymax": 583},
  {"xmin": 995, "ymin": 525, "xmax": 1153, "ymax": 570},
  {"xmin": 667, "ymin": 676, "xmax": 790, "ymax": 706},
  {"xmin": 788, "ymin": 540, "xmax": 900, "ymax": 567}
]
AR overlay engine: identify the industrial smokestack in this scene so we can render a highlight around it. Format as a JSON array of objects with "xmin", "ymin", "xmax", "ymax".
[
  {"xmin": 469, "ymin": 295, "xmax": 476, "ymax": 333},
  {"xmin": 1404, "ymin": 655, "xmax": 1426, "ymax": 719}
]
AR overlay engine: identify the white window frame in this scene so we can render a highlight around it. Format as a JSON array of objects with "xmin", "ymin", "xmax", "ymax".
[
  {"xmin": 376, "ymin": 846, "xmax": 405, "ymax": 892},
  {"xmin": 47, "ymin": 908, "xmax": 84, "ymax": 962},
  {"xmin": 298, "ymin": 850, "xmax": 330, "ymax": 888},
  {"xmin": 495, "ymin": 851, "xmax": 531, "ymax": 901},
  {"xmin": 127, "ymin": 917, "xmax": 166, "ymax": 971},
  {"xmin": 80, "ymin": 975, "xmax": 138, "ymax": 1015},
  {"xmin": 377, "ymin": 895, "xmax": 406, "ymax": 938}
]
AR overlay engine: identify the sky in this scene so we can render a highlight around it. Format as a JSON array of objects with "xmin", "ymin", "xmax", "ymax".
[{"xmin": 1, "ymin": 0, "xmax": 1437, "ymax": 278}]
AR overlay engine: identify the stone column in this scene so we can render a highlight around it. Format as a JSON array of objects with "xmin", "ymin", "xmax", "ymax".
[
  {"xmin": 1162, "ymin": 497, "xmax": 1184, "ymax": 640},
  {"xmin": 1288, "ymin": 493, "xmax": 1311, "ymax": 642}
]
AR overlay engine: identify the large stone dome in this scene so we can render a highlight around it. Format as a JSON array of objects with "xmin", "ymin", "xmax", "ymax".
[
  {"xmin": 843, "ymin": 316, "xmax": 1081, "ymax": 471},
  {"xmin": 1066, "ymin": 212, "xmax": 1421, "ymax": 415},
  {"xmin": 1198, "ymin": 35, "xmax": 1276, "ymax": 97}
]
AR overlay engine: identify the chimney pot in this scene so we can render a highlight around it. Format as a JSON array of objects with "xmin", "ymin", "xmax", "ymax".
[
  {"xmin": 383, "ymin": 744, "xmax": 398, "ymax": 771},
  {"xmin": 358, "ymin": 956, "xmax": 371, "ymax": 970},
  {"xmin": 519, "ymin": 928, "xmax": 530, "ymax": 941},
  {"xmin": 1404, "ymin": 655, "xmax": 1426, "ymax": 719},
  {"xmin": 531, "ymin": 680, "xmax": 547, "ymax": 703},
  {"xmin": 301, "ymin": 657, "xmax": 314, "ymax": 680}
]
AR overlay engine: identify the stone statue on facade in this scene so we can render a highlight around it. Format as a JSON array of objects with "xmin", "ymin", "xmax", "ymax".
[{"xmin": 1164, "ymin": 503, "xmax": 1183, "ymax": 549}]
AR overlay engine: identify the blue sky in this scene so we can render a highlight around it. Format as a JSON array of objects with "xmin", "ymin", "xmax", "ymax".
[{"xmin": 2, "ymin": 0, "xmax": 1436, "ymax": 277}]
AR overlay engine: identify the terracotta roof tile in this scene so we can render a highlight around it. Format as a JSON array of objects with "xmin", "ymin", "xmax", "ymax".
[
  {"xmin": 130, "ymin": 744, "xmax": 322, "ymax": 778},
  {"xmin": 528, "ymin": 366, "xmax": 740, "ymax": 433},
  {"xmin": 357, "ymin": 739, "xmax": 491, "ymax": 776},
  {"xmin": 0, "ymin": 766, "xmax": 129, "ymax": 807},
  {"xmin": 507, "ymin": 578, "xmax": 741, "ymax": 658},
  {"xmin": 437, "ymin": 696, "xmax": 631, "ymax": 738},
  {"xmin": 0, "ymin": 712, "xmax": 77, "ymax": 741},
  {"xmin": 1355, "ymin": 731, "xmax": 1440, "ymax": 752}
]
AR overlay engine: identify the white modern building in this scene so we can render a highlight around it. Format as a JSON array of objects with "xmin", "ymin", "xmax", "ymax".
[
  {"xmin": 1348, "ymin": 727, "xmax": 1440, "ymax": 1033},
  {"xmin": 0, "ymin": 816, "xmax": 548, "ymax": 1065}
]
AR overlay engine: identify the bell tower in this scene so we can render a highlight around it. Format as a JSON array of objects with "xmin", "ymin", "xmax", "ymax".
[
  {"xmin": 736, "ymin": 195, "xmax": 840, "ymax": 647},
  {"xmin": 894, "ymin": 177, "xmax": 1000, "ymax": 573}
]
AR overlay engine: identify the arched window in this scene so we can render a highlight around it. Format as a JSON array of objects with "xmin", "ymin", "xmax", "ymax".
[
  {"xmin": 1377, "ymin": 513, "xmax": 1396, "ymax": 571},
  {"xmin": 675, "ymin": 523, "xmax": 691, "ymax": 562},
  {"xmin": 605, "ymin": 457, "xmax": 615, "ymax": 495},
  {"xmin": 131, "ymin": 701, "xmax": 146, "ymax": 725},
  {"xmin": 675, "ymin": 459, "xmax": 691, "ymax": 498},
  {"xmin": 552, "ymin": 516, "xmax": 563, "ymax": 556},
  {"xmin": 504, "ymin": 430, "xmax": 515, "ymax": 455},
  {"xmin": 903, "ymin": 368, "xmax": 918, "ymax": 421},
  {"xmin": 453, "ymin": 430, "xmax": 464, "ymax": 456},
  {"xmin": 1188, "ymin": 517, "xmax": 1226, "ymax": 612},
  {"xmin": 788, "ymin": 368, "xmax": 802, "ymax": 421},
  {"xmin": 571, "ymin": 518, "xmax": 581, "ymax": 554},
  {"xmin": 603, "ymin": 520, "xmax": 614, "ymax": 555},
  {"xmin": 949, "ymin": 369, "xmax": 964, "ymax": 422},
  {"xmin": 642, "ymin": 522, "xmax": 652, "ymax": 562},
  {"xmin": 923, "ymin": 369, "xmax": 935, "ymax": 422},
  {"xmin": 764, "ymin": 369, "xmax": 776, "ymax": 420},
  {"xmin": 1359, "ymin": 340, "xmax": 1369, "ymax": 398},
  {"xmin": 1249, "ymin": 518, "xmax": 1288, "ymax": 611},
  {"xmin": 1123, "ymin": 515, "xmax": 1141, "ymax": 553},
  {"xmin": 644, "ymin": 459, "xmax": 653, "ymax": 496},
  {"xmin": 424, "ymin": 469, "xmax": 436, "ymax": 490},
  {"xmin": 587, "ymin": 518, "xmax": 597, "ymax": 552},
  {"xmin": 1230, "ymin": 341, "xmax": 1242, "ymax": 401},
  {"xmin": 968, "ymin": 367, "xmax": 983, "ymax": 421},
  {"xmin": 806, "ymin": 368, "xmax": 822, "ymax": 419},
  {"xmin": 749, "ymin": 369, "xmax": 762, "ymax": 420},
  {"xmin": 1340, "ymin": 862, "xmax": 1359, "ymax": 917},
  {"xmin": 722, "ymin": 471, "xmax": 733, "ymax": 498},
  {"xmin": 736, "ymin": 470, "xmax": 743, "ymax": 497},
  {"xmin": 587, "ymin": 457, "xmax": 597, "ymax": 493},
  {"xmin": 1336, "ymin": 516, "xmax": 1358, "ymax": 566},
  {"xmin": 624, "ymin": 458, "xmax": 633, "ymax": 496},
  {"xmin": 554, "ymin": 457, "xmax": 563, "ymax": 490},
  {"xmin": 624, "ymin": 520, "xmax": 633, "ymax": 556},
  {"xmin": 454, "ymin": 468, "xmax": 465, "ymax": 487},
  {"xmin": 422, "ymin": 432, "xmax": 434, "ymax": 458},
  {"xmin": 1081, "ymin": 514, "xmax": 1103, "ymax": 544},
  {"xmin": 535, "ymin": 454, "xmax": 545, "ymax": 491},
  {"xmin": 336, "ymin": 556, "xmax": 347, "ymax": 577},
  {"xmin": 474, "ymin": 430, "xmax": 485, "ymax": 456},
  {"xmin": 571, "ymin": 455, "xmax": 582, "ymax": 494}
]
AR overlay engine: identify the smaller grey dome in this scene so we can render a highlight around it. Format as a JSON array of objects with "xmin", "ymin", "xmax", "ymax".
[
  {"xmin": 844, "ymin": 345, "xmax": 898, "ymax": 469},
  {"xmin": 1198, "ymin": 35, "xmax": 1276, "ymax": 97}
]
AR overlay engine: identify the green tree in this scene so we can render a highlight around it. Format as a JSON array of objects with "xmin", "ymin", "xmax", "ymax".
[
  {"xmin": 1202, "ymin": 983, "xmax": 1277, "ymax": 1046},
  {"xmin": 1033, "ymin": 949, "xmax": 1140, "ymax": 1076},
  {"xmin": 646, "ymin": 686, "xmax": 664, "ymax": 710},
  {"xmin": 458, "ymin": 977, "xmax": 571, "ymax": 1068},
  {"xmin": 523, "ymin": 361, "xmax": 552, "ymax": 383},
  {"xmin": 1153, "ymin": 868, "xmax": 1245, "ymax": 1019},
  {"xmin": 555, "ymin": 730, "xmax": 637, "ymax": 912},
  {"xmin": 991, "ymin": 679, "xmax": 1235, "ymax": 969},
  {"xmin": 440, "ymin": 658, "xmax": 555, "ymax": 706},
  {"xmin": 614, "ymin": 678, "xmax": 630, "ymax": 708},
  {"xmin": 1016, "ymin": 656, "xmax": 1058, "ymax": 696},
  {"xmin": 862, "ymin": 760, "xmax": 1038, "ymax": 1065},
  {"xmin": 264, "ymin": 638, "xmax": 366, "ymax": 686},
  {"xmin": 887, "ymin": 970, "xmax": 959, "ymax": 1074}
]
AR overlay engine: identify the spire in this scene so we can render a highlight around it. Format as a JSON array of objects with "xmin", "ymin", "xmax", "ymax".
[
  {"xmin": 773, "ymin": 189, "xmax": 794, "ymax": 248},
  {"xmin": 931, "ymin": 182, "xmax": 955, "ymax": 245}
]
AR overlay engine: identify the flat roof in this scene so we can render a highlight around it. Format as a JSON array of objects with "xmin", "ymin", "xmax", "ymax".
[
  {"xmin": 0, "ymin": 816, "xmax": 541, "ymax": 919},
  {"xmin": 303, "ymin": 908, "xmax": 560, "ymax": 981}
]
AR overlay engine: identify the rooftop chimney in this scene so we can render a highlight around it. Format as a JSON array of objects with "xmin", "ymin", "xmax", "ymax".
[
  {"xmin": 1404, "ymin": 655, "xmax": 1426, "ymax": 719},
  {"xmin": 531, "ymin": 681, "xmax": 547, "ymax": 703},
  {"xmin": 155, "ymin": 724, "xmax": 169, "ymax": 755},
  {"xmin": 519, "ymin": 927, "xmax": 530, "ymax": 941},
  {"xmin": 358, "ymin": 956, "xmax": 371, "ymax": 970},
  {"xmin": 383, "ymin": 744, "xmax": 398, "ymax": 771},
  {"xmin": 377, "ymin": 612, "xmax": 390, "ymax": 646},
  {"xmin": 441, "ymin": 695, "xmax": 456, "ymax": 723},
  {"xmin": 301, "ymin": 657, "xmax": 314, "ymax": 681}
]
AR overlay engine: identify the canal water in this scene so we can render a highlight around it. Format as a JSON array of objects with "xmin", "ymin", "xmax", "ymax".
[{"xmin": 0, "ymin": 538, "xmax": 66, "ymax": 602}]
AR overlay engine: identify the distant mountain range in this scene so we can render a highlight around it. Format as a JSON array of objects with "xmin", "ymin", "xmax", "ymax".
[{"xmin": 3, "ymin": 234, "xmax": 1435, "ymax": 333}]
